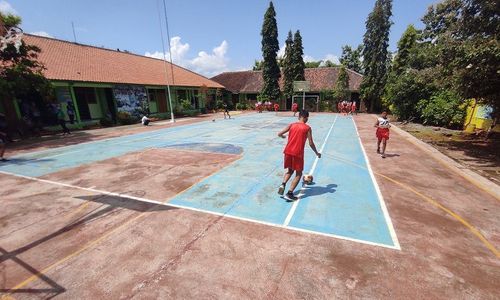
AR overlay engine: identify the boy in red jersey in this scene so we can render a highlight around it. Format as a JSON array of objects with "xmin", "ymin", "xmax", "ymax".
[
  {"xmin": 292, "ymin": 102, "xmax": 298, "ymax": 116},
  {"xmin": 277, "ymin": 110, "xmax": 321, "ymax": 201}
]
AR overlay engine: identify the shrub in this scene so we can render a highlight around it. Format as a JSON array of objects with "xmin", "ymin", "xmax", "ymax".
[
  {"xmin": 216, "ymin": 100, "xmax": 224, "ymax": 109},
  {"xmin": 236, "ymin": 103, "xmax": 248, "ymax": 110},
  {"xmin": 116, "ymin": 111, "xmax": 137, "ymax": 125},
  {"xmin": 99, "ymin": 117, "xmax": 114, "ymax": 127},
  {"xmin": 417, "ymin": 90, "xmax": 466, "ymax": 129},
  {"xmin": 180, "ymin": 99, "xmax": 193, "ymax": 111}
]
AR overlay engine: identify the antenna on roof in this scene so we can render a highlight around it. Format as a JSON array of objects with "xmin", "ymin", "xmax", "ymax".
[{"xmin": 71, "ymin": 21, "xmax": 77, "ymax": 43}]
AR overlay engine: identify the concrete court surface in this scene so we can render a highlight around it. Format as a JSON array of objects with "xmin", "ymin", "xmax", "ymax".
[{"xmin": 0, "ymin": 112, "xmax": 499, "ymax": 299}]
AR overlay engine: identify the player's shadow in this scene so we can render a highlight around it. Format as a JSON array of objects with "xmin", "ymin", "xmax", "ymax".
[
  {"xmin": 301, "ymin": 183, "xmax": 338, "ymax": 198},
  {"xmin": 383, "ymin": 153, "xmax": 400, "ymax": 158}
]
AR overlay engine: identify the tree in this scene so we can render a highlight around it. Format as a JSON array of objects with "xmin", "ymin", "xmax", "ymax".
[
  {"xmin": 333, "ymin": 65, "xmax": 350, "ymax": 102},
  {"xmin": 282, "ymin": 30, "xmax": 294, "ymax": 100},
  {"xmin": 304, "ymin": 61, "xmax": 321, "ymax": 68},
  {"xmin": 291, "ymin": 30, "xmax": 305, "ymax": 81},
  {"xmin": 260, "ymin": 1, "xmax": 281, "ymax": 101},
  {"xmin": 360, "ymin": 0, "xmax": 393, "ymax": 112},
  {"xmin": 382, "ymin": 24, "xmax": 433, "ymax": 120},
  {"xmin": 0, "ymin": 12, "xmax": 52, "ymax": 127},
  {"xmin": 322, "ymin": 60, "xmax": 339, "ymax": 68},
  {"xmin": 391, "ymin": 24, "xmax": 418, "ymax": 75},
  {"xmin": 339, "ymin": 45, "xmax": 363, "ymax": 73},
  {"xmin": 252, "ymin": 60, "xmax": 263, "ymax": 71}
]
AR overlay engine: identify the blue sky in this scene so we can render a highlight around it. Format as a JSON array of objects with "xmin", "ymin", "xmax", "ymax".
[{"xmin": 2, "ymin": 0, "xmax": 437, "ymax": 77}]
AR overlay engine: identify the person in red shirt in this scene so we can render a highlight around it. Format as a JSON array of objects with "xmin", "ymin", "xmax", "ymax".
[
  {"xmin": 291, "ymin": 102, "xmax": 299, "ymax": 116},
  {"xmin": 274, "ymin": 103, "xmax": 280, "ymax": 114},
  {"xmin": 277, "ymin": 110, "xmax": 321, "ymax": 201},
  {"xmin": 351, "ymin": 101, "xmax": 357, "ymax": 115}
]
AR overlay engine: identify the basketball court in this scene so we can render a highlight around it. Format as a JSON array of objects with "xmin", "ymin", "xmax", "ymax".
[{"xmin": 1, "ymin": 112, "xmax": 499, "ymax": 299}]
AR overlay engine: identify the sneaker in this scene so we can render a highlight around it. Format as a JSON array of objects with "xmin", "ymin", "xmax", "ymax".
[
  {"xmin": 278, "ymin": 184, "xmax": 285, "ymax": 195},
  {"xmin": 381, "ymin": 154, "xmax": 386, "ymax": 158},
  {"xmin": 284, "ymin": 191, "xmax": 298, "ymax": 201}
]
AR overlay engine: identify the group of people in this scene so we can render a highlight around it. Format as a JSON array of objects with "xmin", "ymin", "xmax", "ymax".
[
  {"xmin": 337, "ymin": 100, "xmax": 357, "ymax": 115},
  {"xmin": 277, "ymin": 109, "xmax": 391, "ymax": 201},
  {"xmin": 255, "ymin": 101, "xmax": 279, "ymax": 113},
  {"xmin": 19, "ymin": 100, "xmax": 73, "ymax": 136}
]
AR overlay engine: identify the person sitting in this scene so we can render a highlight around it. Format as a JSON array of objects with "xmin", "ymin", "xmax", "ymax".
[{"xmin": 141, "ymin": 115, "xmax": 150, "ymax": 126}]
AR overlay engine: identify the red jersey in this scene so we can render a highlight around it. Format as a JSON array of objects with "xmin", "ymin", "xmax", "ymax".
[
  {"xmin": 284, "ymin": 122, "xmax": 310, "ymax": 158},
  {"xmin": 292, "ymin": 103, "xmax": 298, "ymax": 112}
]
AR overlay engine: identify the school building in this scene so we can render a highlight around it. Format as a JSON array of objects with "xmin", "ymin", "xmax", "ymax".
[
  {"xmin": 210, "ymin": 67, "xmax": 364, "ymax": 111},
  {"xmin": 1, "ymin": 34, "xmax": 224, "ymax": 130}
]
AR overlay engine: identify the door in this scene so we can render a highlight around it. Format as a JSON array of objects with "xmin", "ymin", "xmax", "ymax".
[{"xmin": 73, "ymin": 87, "xmax": 92, "ymax": 120}]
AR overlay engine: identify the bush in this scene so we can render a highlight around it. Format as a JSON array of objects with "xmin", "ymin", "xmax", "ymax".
[
  {"xmin": 180, "ymin": 99, "xmax": 193, "ymax": 111},
  {"xmin": 116, "ymin": 111, "xmax": 137, "ymax": 125},
  {"xmin": 99, "ymin": 117, "xmax": 114, "ymax": 127},
  {"xmin": 216, "ymin": 100, "xmax": 224, "ymax": 109},
  {"xmin": 417, "ymin": 90, "xmax": 466, "ymax": 129},
  {"xmin": 236, "ymin": 103, "xmax": 248, "ymax": 110}
]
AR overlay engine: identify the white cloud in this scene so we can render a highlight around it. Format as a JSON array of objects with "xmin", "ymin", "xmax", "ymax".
[
  {"xmin": 277, "ymin": 43, "xmax": 286, "ymax": 59},
  {"xmin": 190, "ymin": 40, "xmax": 228, "ymax": 77},
  {"xmin": 0, "ymin": 1, "xmax": 17, "ymax": 15},
  {"xmin": 146, "ymin": 36, "xmax": 229, "ymax": 77},
  {"xmin": 30, "ymin": 31, "xmax": 53, "ymax": 38},
  {"xmin": 303, "ymin": 54, "xmax": 341, "ymax": 65},
  {"xmin": 303, "ymin": 55, "xmax": 316, "ymax": 62},
  {"xmin": 322, "ymin": 54, "xmax": 340, "ymax": 65}
]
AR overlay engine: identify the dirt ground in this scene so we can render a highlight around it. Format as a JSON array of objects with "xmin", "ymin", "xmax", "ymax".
[
  {"xmin": 1, "ymin": 113, "xmax": 499, "ymax": 299},
  {"xmin": 395, "ymin": 122, "xmax": 500, "ymax": 185}
]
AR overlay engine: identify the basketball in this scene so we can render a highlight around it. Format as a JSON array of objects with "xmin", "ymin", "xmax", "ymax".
[{"xmin": 303, "ymin": 174, "xmax": 314, "ymax": 184}]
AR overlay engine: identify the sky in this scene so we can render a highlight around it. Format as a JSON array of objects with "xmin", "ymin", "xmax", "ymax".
[{"xmin": 2, "ymin": 0, "xmax": 438, "ymax": 77}]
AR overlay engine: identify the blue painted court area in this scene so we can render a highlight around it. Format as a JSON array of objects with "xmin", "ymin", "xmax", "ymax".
[{"xmin": 0, "ymin": 113, "xmax": 398, "ymax": 248}]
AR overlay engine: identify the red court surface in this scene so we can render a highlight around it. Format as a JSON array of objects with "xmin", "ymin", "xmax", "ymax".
[{"xmin": 1, "ymin": 113, "xmax": 499, "ymax": 299}]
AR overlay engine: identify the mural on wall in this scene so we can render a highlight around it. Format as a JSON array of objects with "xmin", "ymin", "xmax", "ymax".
[{"xmin": 113, "ymin": 85, "xmax": 147, "ymax": 118}]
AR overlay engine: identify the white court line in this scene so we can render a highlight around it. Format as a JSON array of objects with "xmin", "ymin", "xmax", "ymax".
[
  {"xmin": 283, "ymin": 115, "xmax": 338, "ymax": 226},
  {"xmin": 352, "ymin": 117, "xmax": 401, "ymax": 250},
  {"xmin": 0, "ymin": 169, "xmax": 400, "ymax": 250},
  {"xmin": 12, "ymin": 113, "xmax": 260, "ymax": 161}
]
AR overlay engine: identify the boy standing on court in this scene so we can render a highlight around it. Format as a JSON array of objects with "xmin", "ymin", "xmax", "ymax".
[
  {"xmin": 374, "ymin": 111, "xmax": 391, "ymax": 158},
  {"xmin": 278, "ymin": 110, "xmax": 321, "ymax": 201}
]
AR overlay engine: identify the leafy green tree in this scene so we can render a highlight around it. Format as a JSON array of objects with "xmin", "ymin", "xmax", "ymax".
[
  {"xmin": 360, "ymin": 0, "xmax": 393, "ymax": 112},
  {"xmin": 282, "ymin": 30, "xmax": 294, "ymax": 100},
  {"xmin": 322, "ymin": 60, "xmax": 339, "ymax": 68},
  {"xmin": 304, "ymin": 61, "xmax": 321, "ymax": 68},
  {"xmin": 260, "ymin": 1, "xmax": 281, "ymax": 101},
  {"xmin": 252, "ymin": 60, "xmax": 263, "ymax": 71},
  {"xmin": 0, "ymin": 12, "xmax": 52, "ymax": 122},
  {"xmin": 383, "ymin": 24, "xmax": 433, "ymax": 120},
  {"xmin": 339, "ymin": 45, "xmax": 363, "ymax": 73},
  {"xmin": 332, "ymin": 65, "xmax": 350, "ymax": 102},
  {"xmin": 291, "ymin": 30, "xmax": 306, "ymax": 81},
  {"xmin": 391, "ymin": 24, "xmax": 418, "ymax": 75}
]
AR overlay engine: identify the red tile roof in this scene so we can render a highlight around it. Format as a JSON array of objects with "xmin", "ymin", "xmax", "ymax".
[
  {"xmin": 211, "ymin": 67, "xmax": 363, "ymax": 93},
  {"xmin": 23, "ymin": 34, "xmax": 224, "ymax": 88}
]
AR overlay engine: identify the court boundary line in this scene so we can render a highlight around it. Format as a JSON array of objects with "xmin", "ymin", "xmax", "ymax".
[
  {"xmin": 283, "ymin": 115, "xmax": 338, "ymax": 226},
  {"xmin": 0, "ymin": 170, "xmax": 400, "ymax": 250},
  {"xmin": 352, "ymin": 117, "xmax": 401, "ymax": 250},
  {"xmin": 7, "ymin": 113, "xmax": 259, "ymax": 161}
]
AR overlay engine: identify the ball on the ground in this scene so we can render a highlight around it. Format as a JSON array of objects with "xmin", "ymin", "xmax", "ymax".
[{"xmin": 303, "ymin": 174, "xmax": 314, "ymax": 184}]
